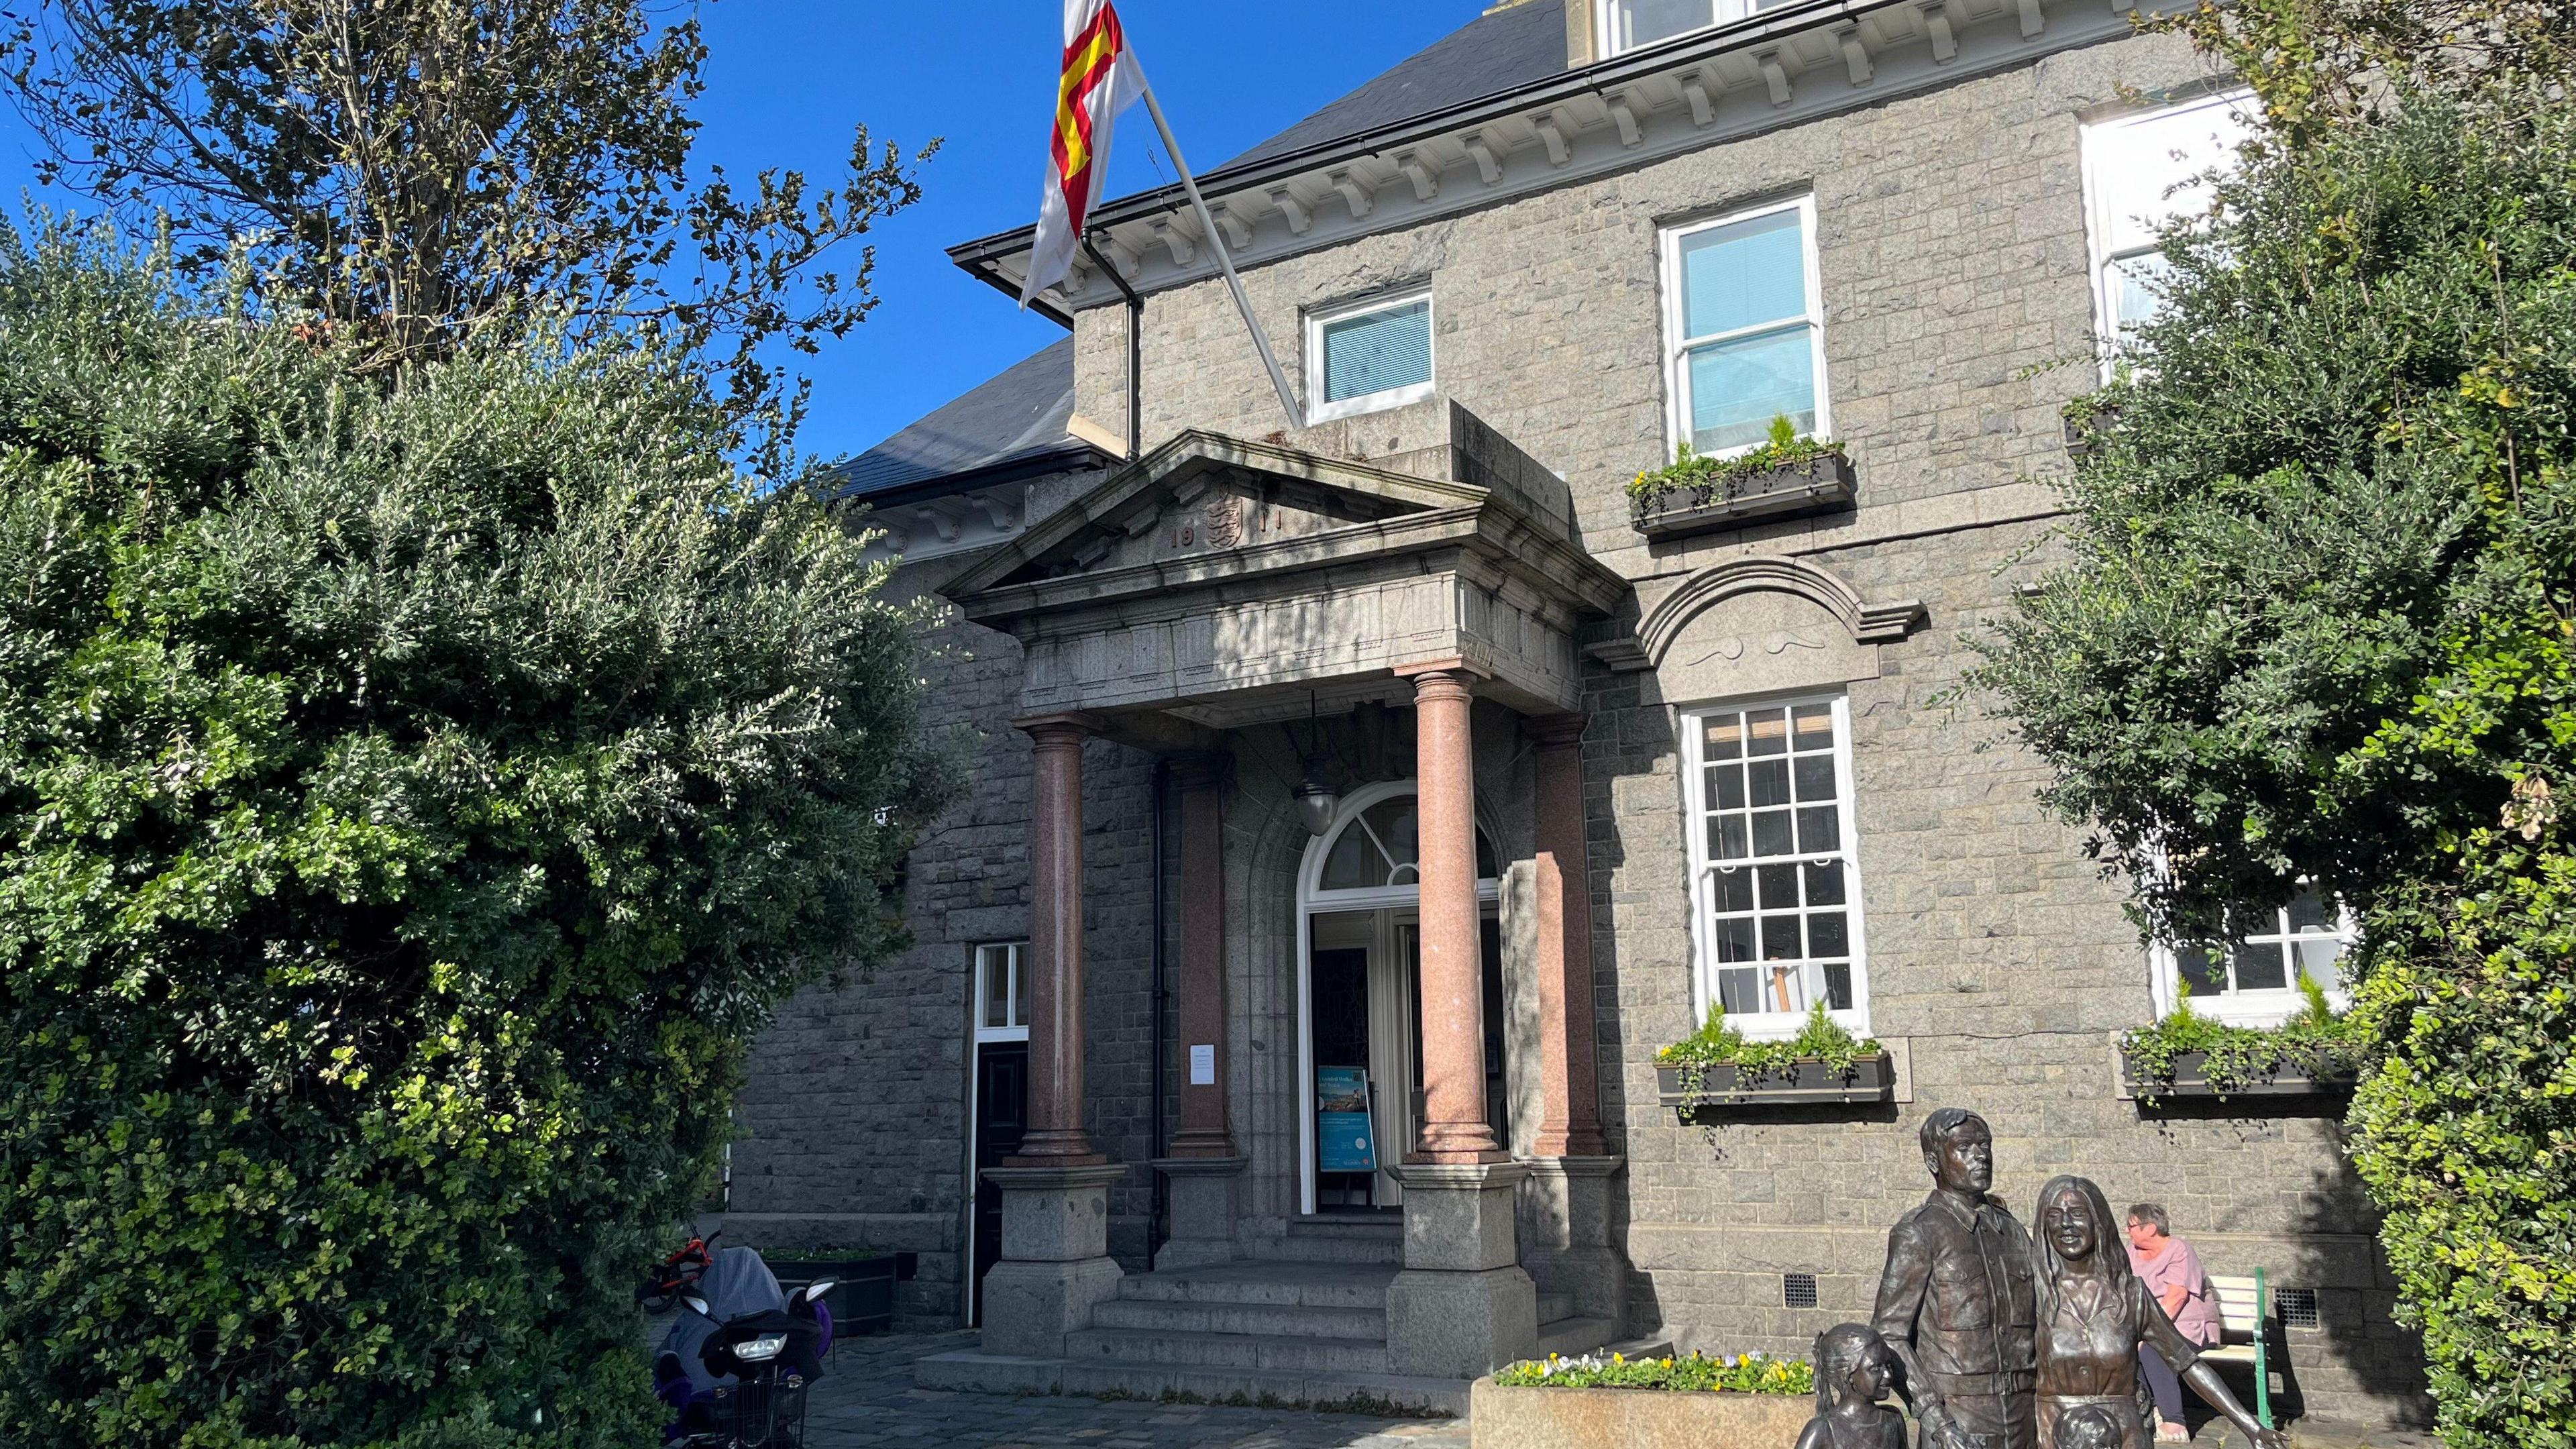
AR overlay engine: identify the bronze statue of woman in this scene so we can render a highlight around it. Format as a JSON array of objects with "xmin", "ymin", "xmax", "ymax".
[{"xmin": 2029, "ymin": 1175, "xmax": 2288, "ymax": 1449}]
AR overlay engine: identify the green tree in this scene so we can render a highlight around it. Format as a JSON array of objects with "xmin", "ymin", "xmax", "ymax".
[
  {"xmin": 0, "ymin": 223, "xmax": 949, "ymax": 1448},
  {"xmin": 0, "ymin": 0, "xmax": 934, "ymax": 444},
  {"xmin": 1969, "ymin": 26, "xmax": 2576, "ymax": 1445}
]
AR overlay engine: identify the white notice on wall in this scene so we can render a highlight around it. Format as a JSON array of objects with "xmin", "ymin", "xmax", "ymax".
[{"xmin": 1189, "ymin": 1044, "xmax": 1216, "ymax": 1086}]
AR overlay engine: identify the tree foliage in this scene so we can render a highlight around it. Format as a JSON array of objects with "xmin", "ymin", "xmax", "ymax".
[
  {"xmin": 1970, "ymin": 31, "xmax": 2576, "ymax": 1445},
  {"xmin": 0, "ymin": 0, "xmax": 934, "ymax": 441},
  {"xmin": 0, "ymin": 223, "xmax": 949, "ymax": 1448}
]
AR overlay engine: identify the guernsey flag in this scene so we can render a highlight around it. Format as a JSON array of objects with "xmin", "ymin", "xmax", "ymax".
[{"xmin": 1022, "ymin": 0, "xmax": 1145, "ymax": 307}]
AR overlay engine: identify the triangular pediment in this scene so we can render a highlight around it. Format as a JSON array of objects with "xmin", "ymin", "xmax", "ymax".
[{"xmin": 945, "ymin": 430, "xmax": 1484, "ymax": 600}]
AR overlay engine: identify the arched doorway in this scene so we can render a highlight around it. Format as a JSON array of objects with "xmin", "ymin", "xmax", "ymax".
[{"xmin": 1295, "ymin": 781, "xmax": 1501, "ymax": 1214}]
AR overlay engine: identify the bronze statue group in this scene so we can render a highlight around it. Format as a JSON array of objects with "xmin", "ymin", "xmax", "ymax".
[{"xmin": 1794, "ymin": 1108, "xmax": 2288, "ymax": 1449}]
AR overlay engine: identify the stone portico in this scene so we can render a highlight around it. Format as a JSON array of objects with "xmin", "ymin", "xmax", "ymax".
[{"xmin": 919, "ymin": 402, "xmax": 1632, "ymax": 1403}]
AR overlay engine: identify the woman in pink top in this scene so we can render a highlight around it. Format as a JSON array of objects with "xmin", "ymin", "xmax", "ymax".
[{"xmin": 2127, "ymin": 1202, "xmax": 2222, "ymax": 1442}]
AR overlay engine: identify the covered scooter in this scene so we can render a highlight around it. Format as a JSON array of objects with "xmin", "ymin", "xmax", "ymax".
[{"xmin": 654, "ymin": 1245, "xmax": 833, "ymax": 1448}]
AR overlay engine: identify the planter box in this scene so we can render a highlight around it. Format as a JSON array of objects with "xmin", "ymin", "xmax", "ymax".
[
  {"xmin": 1656, "ymin": 1055, "xmax": 1894, "ymax": 1114},
  {"xmin": 2119, "ymin": 1048, "xmax": 2360, "ymax": 1101},
  {"xmin": 764, "ymin": 1253, "xmax": 915, "ymax": 1335},
  {"xmin": 1631, "ymin": 453, "xmax": 1855, "ymax": 541},
  {"xmin": 1470, "ymin": 1377, "xmax": 1811, "ymax": 1449}
]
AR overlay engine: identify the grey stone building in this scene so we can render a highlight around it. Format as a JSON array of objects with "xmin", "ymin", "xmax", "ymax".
[{"xmin": 722, "ymin": 0, "xmax": 2430, "ymax": 1429}]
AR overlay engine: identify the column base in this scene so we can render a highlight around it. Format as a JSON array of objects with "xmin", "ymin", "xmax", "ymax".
[
  {"xmin": 1518, "ymin": 1155, "xmax": 1629, "ymax": 1330},
  {"xmin": 1387, "ymin": 1161, "xmax": 1537, "ymax": 1377},
  {"xmin": 1149, "ymin": 1156, "xmax": 1246, "ymax": 1271},
  {"xmin": 982, "ymin": 1163, "xmax": 1129, "ymax": 1358}
]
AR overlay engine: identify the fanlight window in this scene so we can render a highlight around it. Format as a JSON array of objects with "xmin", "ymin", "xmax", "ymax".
[{"xmin": 1316, "ymin": 791, "xmax": 1500, "ymax": 893}]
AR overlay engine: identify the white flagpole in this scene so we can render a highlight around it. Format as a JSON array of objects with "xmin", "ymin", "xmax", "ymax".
[{"xmin": 1127, "ymin": 57, "xmax": 1307, "ymax": 432}]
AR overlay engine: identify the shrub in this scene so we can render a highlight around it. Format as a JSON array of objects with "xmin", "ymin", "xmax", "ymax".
[{"xmin": 0, "ymin": 225, "xmax": 949, "ymax": 1448}]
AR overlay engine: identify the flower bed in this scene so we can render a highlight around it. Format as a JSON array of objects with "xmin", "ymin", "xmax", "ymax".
[
  {"xmin": 1656, "ymin": 1003, "xmax": 1888, "ymax": 1115},
  {"xmin": 1472, "ymin": 1352, "xmax": 1815, "ymax": 1449},
  {"xmin": 1627, "ymin": 419, "xmax": 1853, "ymax": 540},
  {"xmin": 2120, "ymin": 974, "xmax": 2363, "ymax": 1103}
]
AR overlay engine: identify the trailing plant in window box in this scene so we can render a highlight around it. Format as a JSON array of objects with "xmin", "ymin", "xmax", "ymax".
[
  {"xmin": 1496, "ymin": 1349, "xmax": 1814, "ymax": 1395},
  {"xmin": 1656, "ymin": 1002, "xmax": 1888, "ymax": 1110},
  {"xmin": 2119, "ymin": 973, "xmax": 2363, "ymax": 1103},
  {"xmin": 1627, "ymin": 415, "xmax": 1850, "ymax": 531}
]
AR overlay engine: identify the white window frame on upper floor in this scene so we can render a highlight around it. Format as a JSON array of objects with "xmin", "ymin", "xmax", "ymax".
[
  {"xmin": 1594, "ymin": 0, "xmax": 1805, "ymax": 59},
  {"xmin": 1678, "ymin": 689, "xmax": 1872, "ymax": 1041},
  {"xmin": 2148, "ymin": 888, "xmax": 2359, "ymax": 1030},
  {"xmin": 1304, "ymin": 286, "xmax": 1436, "ymax": 424},
  {"xmin": 973, "ymin": 941, "xmax": 1030, "ymax": 1044},
  {"xmin": 1658, "ymin": 193, "xmax": 1831, "ymax": 460},
  {"xmin": 2079, "ymin": 89, "xmax": 2255, "ymax": 377}
]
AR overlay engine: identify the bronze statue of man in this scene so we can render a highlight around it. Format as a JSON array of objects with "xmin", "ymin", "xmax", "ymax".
[{"xmin": 1871, "ymin": 1108, "xmax": 2039, "ymax": 1449}]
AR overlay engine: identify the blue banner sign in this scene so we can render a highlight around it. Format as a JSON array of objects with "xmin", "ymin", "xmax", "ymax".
[{"xmin": 1316, "ymin": 1066, "xmax": 1377, "ymax": 1173}]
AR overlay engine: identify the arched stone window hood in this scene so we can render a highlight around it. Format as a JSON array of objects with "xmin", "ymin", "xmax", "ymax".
[{"xmin": 1585, "ymin": 555, "xmax": 1927, "ymax": 695}]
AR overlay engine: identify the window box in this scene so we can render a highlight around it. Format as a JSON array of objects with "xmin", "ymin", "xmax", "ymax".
[
  {"xmin": 2119, "ymin": 1046, "xmax": 2360, "ymax": 1102},
  {"xmin": 1632, "ymin": 449, "xmax": 1854, "ymax": 539},
  {"xmin": 1656, "ymin": 1054, "xmax": 1893, "ymax": 1114}
]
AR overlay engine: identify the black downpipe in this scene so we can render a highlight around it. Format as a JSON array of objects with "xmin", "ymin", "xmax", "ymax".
[
  {"xmin": 1147, "ymin": 757, "xmax": 1169, "ymax": 1255},
  {"xmin": 1083, "ymin": 237, "xmax": 1146, "ymax": 458}
]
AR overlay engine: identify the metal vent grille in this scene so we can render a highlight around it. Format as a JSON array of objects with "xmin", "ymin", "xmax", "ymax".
[
  {"xmin": 2277, "ymin": 1287, "xmax": 2320, "ymax": 1330},
  {"xmin": 1784, "ymin": 1272, "xmax": 1819, "ymax": 1309}
]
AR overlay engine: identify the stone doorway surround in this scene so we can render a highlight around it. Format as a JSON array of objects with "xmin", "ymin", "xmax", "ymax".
[{"xmin": 920, "ymin": 398, "xmax": 1632, "ymax": 1399}]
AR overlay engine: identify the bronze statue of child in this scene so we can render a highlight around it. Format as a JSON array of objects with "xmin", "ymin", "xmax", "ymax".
[
  {"xmin": 1795, "ymin": 1323, "xmax": 1908, "ymax": 1449},
  {"xmin": 2053, "ymin": 1403, "xmax": 2124, "ymax": 1449}
]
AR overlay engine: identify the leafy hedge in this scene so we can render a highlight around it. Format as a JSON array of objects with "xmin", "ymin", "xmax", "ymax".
[
  {"xmin": 1969, "ymin": 86, "xmax": 2576, "ymax": 1447},
  {"xmin": 0, "ymin": 227, "xmax": 948, "ymax": 1448}
]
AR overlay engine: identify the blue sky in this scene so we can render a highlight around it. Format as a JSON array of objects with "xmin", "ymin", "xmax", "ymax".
[{"xmin": 0, "ymin": 2, "xmax": 1482, "ymax": 464}]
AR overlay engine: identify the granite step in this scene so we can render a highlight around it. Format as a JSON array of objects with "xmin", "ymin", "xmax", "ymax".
[
  {"xmin": 1065, "ymin": 1324, "xmax": 1390, "ymax": 1375},
  {"xmin": 1536, "ymin": 1290, "xmax": 1574, "ymax": 1324},
  {"xmin": 1537, "ymin": 1315, "xmax": 1619, "ymax": 1358},
  {"xmin": 1249, "ymin": 1217, "xmax": 1405, "ymax": 1265},
  {"xmin": 1091, "ymin": 1295, "xmax": 1388, "ymax": 1340},
  {"xmin": 1114, "ymin": 1260, "xmax": 1397, "ymax": 1310}
]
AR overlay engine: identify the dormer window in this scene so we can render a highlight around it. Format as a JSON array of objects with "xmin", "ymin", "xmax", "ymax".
[{"xmin": 1600, "ymin": 0, "xmax": 1801, "ymax": 57}]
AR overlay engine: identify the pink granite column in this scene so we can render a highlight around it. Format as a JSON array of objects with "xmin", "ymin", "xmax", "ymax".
[
  {"xmin": 1527, "ymin": 714, "xmax": 1609, "ymax": 1159},
  {"xmin": 1010, "ymin": 714, "xmax": 1104, "ymax": 1166},
  {"xmin": 1403, "ymin": 664, "xmax": 1507, "ymax": 1164},
  {"xmin": 1167, "ymin": 754, "xmax": 1234, "ymax": 1158}
]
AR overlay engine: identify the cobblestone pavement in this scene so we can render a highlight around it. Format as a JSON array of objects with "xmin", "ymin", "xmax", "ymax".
[{"xmin": 797, "ymin": 1333, "xmax": 1471, "ymax": 1449}]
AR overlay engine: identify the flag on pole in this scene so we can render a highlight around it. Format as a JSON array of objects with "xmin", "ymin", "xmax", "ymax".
[{"xmin": 1022, "ymin": 0, "xmax": 1144, "ymax": 307}]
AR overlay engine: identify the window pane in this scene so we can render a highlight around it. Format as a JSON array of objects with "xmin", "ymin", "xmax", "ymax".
[
  {"xmin": 1616, "ymin": 0, "xmax": 1716, "ymax": 49},
  {"xmin": 1719, "ymin": 966, "xmax": 1764, "ymax": 1014},
  {"xmin": 1762, "ymin": 914, "xmax": 1802, "ymax": 959},
  {"xmin": 1713, "ymin": 866, "xmax": 1755, "ymax": 914},
  {"xmin": 1752, "ymin": 809, "xmax": 1794, "ymax": 857},
  {"xmin": 1704, "ymin": 714, "xmax": 1744, "ymax": 760},
  {"xmin": 1821, "ymin": 961, "xmax": 1854, "ymax": 1012},
  {"xmin": 1714, "ymin": 916, "xmax": 1757, "ymax": 963},
  {"xmin": 2109, "ymin": 252, "xmax": 2172, "ymax": 334},
  {"xmin": 1688, "ymin": 326, "xmax": 1819, "ymax": 453},
  {"xmin": 2285, "ymin": 888, "xmax": 2332, "ymax": 933},
  {"xmin": 1809, "ymin": 911, "xmax": 1848, "ymax": 957},
  {"xmin": 1715, "ymin": 815, "xmax": 1750, "ymax": 861},
  {"xmin": 1711, "ymin": 764, "xmax": 1746, "ymax": 810},
  {"xmin": 1321, "ymin": 299, "xmax": 1431, "ymax": 403},
  {"xmin": 1361, "ymin": 797, "xmax": 1419, "ymax": 874},
  {"xmin": 1803, "ymin": 860, "xmax": 1845, "ymax": 906},
  {"xmin": 1320, "ymin": 824, "xmax": 1385, "ymax": 890},
  {"xmin": 1755, "ymin": 862, "xmax": 1799, "ymax": 909},
  {"xmin": 1748, "ymin": 757, "xmax": 1790, "ymax": 807},
  {"xmin": 2294, "ymin": 935, "xmax": 2348, "ymax": 983},
  {"xmin": 982, "ymin": 948, "xmax": 1010, "ymax": 1029},
  {"xmin": 2176, "ymin": 945, "xmax": 2227, "ymax": 997},
  {"xmin": 1746, "ymin": 708, "xmax": 1788, "ymax": 755},
  {"xmin": 2231, "ymin": 938, "xmax": 2289, "ymax": 991},
  {"xmin": 1009, "ymin": 946, "xmax": 1029, "ymax": 1028},
  {"xmin": 1791, "ymin": 703, "xmax": 1833, "ymax": 746},
  {"xmin": 1794, "ymin": 753, "xmax": 1837, "ymax": 802},
  {"xmin": 1796, "ymin": 806, "xmax": 1841, "ymax": 855},
  {"xmin": 1680, "ymin": 209, "xmax": 1807, "ymax": 339}
]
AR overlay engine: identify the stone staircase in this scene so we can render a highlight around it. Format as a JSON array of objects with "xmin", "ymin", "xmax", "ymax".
[{"xmin": 917, "ymin": 1216, "xmax": 1618, "ymax": 1415}]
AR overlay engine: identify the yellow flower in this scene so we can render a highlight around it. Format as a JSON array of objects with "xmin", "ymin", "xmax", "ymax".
[{"xmin": 1612, "ymin": 1352, "xmax": 1625, "ymax": 1364}]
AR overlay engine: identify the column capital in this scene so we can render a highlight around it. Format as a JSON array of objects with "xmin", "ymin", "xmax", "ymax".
[
  {"xmin": 1014, "ymin": 710, "xmax": 1102, "ymax": 745},
  {"xmin": 1524, "ymin": 712, "xmax": 1587, "ymax": 749},
  {"xmin": 1392, "ymin": 655, "xmax": 1491, "ymax": 682}
]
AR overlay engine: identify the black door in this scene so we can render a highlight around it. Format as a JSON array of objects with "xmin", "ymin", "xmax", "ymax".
[{"xmin": 971, "ymin": 1042, "xmax": 1028, "ymax": 1325}]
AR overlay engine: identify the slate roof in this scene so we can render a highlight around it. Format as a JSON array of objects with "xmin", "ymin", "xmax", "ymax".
[
  {"xmin": 832, "ymin": 338, "xmax": 1089, "ymax": 499},
  {"xmin": 1222, "ymin": 1, "xmax": 1569, "ymax": 171}
]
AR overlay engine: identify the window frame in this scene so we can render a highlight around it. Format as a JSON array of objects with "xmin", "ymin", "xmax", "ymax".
[
  {"xmin": 1595, "ymin": 0, "xmax": 1800, "ymax": 58},
  {"xmin": 2078, "ymin": 89, "xmax": 2253, "ymax": 375},
  {"xmin": 973, "ymin": 941, "xmax": 1030, "ymax": 1044},
  {"xmin": 1678, "ymin": 689, "xmax": 1872, "ymax": 1041},
  {"xmin": 1303, "ymin": 286, "xmax": 1437, "ymax": 424},
  {"xmin": 2147, "ymin": 892, "xmax": 2359, "ymax": 1029},
  {"xmin": 1658, "ymin": 193, "xmax": 1831, "ymax": 460}
]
